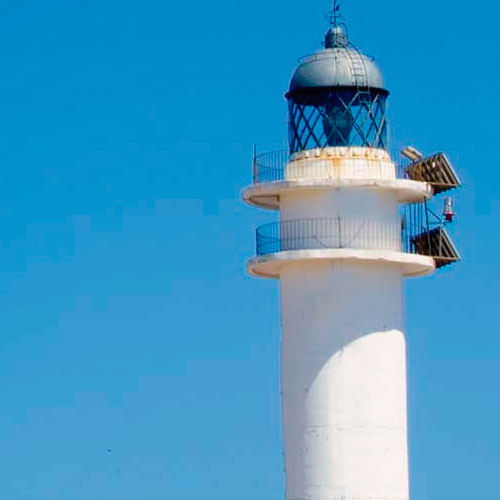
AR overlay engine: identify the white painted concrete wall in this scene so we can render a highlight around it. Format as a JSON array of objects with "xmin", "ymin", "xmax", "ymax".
[
  {"xmin": 280, "ymin": 187, "xmax": 401, "ymax": 253},
  {"xmin": 280, "ymin": 187, "xmax": 399, "ymax": 221},
  {"xmin": 284, "ymin": 153, "xmax": 396, "ymax": 182},
  {"xmin": 280, "ymin": 260, "xmax": 408, "ymax": 500},
  {"xmin": 275, "ymin": 152, "xmax": 409, "ymax": 499}
]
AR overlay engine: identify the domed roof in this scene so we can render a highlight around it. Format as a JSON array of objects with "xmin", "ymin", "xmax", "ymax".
[{"xmin": 288, "ymin": 26, "xmax": 387, "ymax": 95}]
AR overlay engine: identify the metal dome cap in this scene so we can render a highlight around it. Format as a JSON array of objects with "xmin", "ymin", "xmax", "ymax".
[{"xmin": 288, "ymin": 25, "xmax": 387, "ymax": 95}]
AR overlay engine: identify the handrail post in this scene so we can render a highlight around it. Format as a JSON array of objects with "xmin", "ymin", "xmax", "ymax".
[
  {"xmin": 252, "ymin": 144, "xmax": 257, "ymax": 183},
  {"xmin": 424, "ymin": 201, "xmax": 432, "ymax": 256}
]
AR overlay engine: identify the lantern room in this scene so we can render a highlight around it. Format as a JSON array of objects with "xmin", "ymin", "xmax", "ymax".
[{"xmin": 287, "ymin": 24, "xmax": 389, "ymax": 153}]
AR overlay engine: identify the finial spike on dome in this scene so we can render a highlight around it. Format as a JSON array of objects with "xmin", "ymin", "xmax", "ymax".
[
  {"xmin": 325, "ymin": 1, "xmax": 348, "ymax": 48},
  {"xmin": 329, "ymin": 0, "xmax": 341, "ymax": 27}
]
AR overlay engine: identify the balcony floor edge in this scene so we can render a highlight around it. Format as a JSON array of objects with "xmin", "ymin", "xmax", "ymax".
[
  {"xmin": 242, "ymin": 178, "xmax": 432, "ymax": 210},
  {"xmin": 247, "ymin": 249, "xmax": 435, "ymax": 279}
]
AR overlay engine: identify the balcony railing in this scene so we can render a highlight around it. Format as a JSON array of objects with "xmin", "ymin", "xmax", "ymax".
[
  {"xmin": 252, "ymin": 148, "xmax": 403, "ymax": 184},
  {"xmin": 255, "ymin": 215, "xmax": 459, "ymax": 268},
  {"xmin": 256, "ymin": 218, "xmax": 401, "ymax": 256},
  {"xmin": 251, "ymin": 148, "xmax": 460, "ymax": 195},
  {"xmin": 252, "ymin": 150, "xmax": 289, "ymax": 183}
]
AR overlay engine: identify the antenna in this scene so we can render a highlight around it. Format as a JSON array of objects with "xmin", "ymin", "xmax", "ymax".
[{"xmin": 328, "ymin": 0, "xmax": 342, "ymax": 27}]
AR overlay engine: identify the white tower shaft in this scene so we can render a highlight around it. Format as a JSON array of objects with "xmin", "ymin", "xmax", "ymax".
[
  {"xmin": 281, "ymin": 261, "xmax": 408, "ymax": 500},
  {"xmin": 278, "ymin": 153, "xmax": 408, "ymax": 499}
]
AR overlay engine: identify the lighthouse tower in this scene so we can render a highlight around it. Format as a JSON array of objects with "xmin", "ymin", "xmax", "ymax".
[{"xmin": 243, "ymin": 6, "xmax": 460, "ymax": 500}]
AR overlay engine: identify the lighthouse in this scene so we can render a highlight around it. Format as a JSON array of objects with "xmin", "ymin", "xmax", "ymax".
[{"xmin": 243, "ymin": 5, "xmax": 460, "ymax": 500}]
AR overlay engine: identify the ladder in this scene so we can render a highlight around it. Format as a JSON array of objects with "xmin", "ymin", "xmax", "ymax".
[{"xmin": 350, "ymin": 54, "xmax": 368, "ymax": 88}]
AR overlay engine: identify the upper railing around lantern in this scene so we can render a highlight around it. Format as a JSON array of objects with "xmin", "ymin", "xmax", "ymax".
[
  {"xmin": 252, "ymin": 149, "xmax": 290, "ymax": 183},
  {"xmin": 251, "ymin": 148, "xmax": 460, "ymax": 196},
  {"xmin": 252, "ymin": 148, "xmax": 406, "ymax": 184}
]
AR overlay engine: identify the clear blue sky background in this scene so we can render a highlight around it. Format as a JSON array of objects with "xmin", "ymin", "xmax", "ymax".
[{"xmin": 0, "ymin": 0, "xmax": 496, "ymax": 498}]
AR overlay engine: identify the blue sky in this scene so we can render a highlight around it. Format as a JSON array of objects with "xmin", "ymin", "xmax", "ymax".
[{"xmin": 0, "ymin": 0, "xmax": 497, "ymax": 498}]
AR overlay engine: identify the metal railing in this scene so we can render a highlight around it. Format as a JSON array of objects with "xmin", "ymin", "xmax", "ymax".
[
  {"xmin": 401, "ymin": 204, "xmax": 460, "ymax": 266},
  {"xmin": 255, "ymin": 214, "xmax": 458, "ymax": 266},
  {"xmin": 256, "ymin": 218, "xmax": 402, "ymax": 256},
  {"xmin": 252, "ymin": 148, "xmax": 408, "ymax": 184},
  {"xmin": 252, "ymin": 149, "xmax": 289, "ymax": 183}
]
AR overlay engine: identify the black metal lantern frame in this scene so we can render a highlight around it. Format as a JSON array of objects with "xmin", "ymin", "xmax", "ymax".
[{"xmin": 287, "ymin": 88, "xmax": 388, "ymax": 153}]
